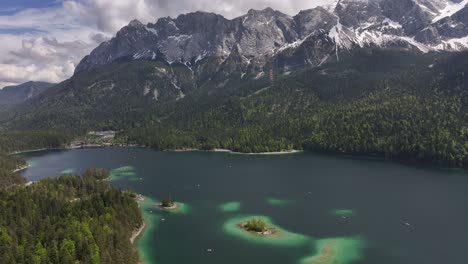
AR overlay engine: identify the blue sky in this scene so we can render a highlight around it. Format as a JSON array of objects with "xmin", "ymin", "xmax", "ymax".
[
  {"xmin": 0, "ymin": 0, "xmax": 332, "ymax": 88},
  {"xmin": 0, "ymin": 0, "xmax": 61, "ymax": 15}
]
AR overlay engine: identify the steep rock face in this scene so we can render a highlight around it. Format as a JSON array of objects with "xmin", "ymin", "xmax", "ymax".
[
  {"xmin": 236, "ymin": 8, "xmax": 298, "ymax": 57},
  {"xmin": 380, "ymin": 0, "xmax": 432, "ymax": 35},
  {"xmin": 75, "ymin": 20, "xmax": 160, "ymax": 73},
  {"xmin": 335, "ymin": 0, "xmax": 382, "ymax": 28},
  {"xmin": 294, "ymin": 7, "xmax": 337, "ymax": 37},
  {"xmin": 75, "ymin": 1, "xmax": 468, "ymax": 76}
]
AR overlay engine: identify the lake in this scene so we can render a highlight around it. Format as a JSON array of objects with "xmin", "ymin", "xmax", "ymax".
[{"xmin": 20, "ymin": 147, "xmax": 468, "ymax": 264}]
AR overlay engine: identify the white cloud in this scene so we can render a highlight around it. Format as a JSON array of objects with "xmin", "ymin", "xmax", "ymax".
[
  {"xmin": 0, "ymin": 62, "xmax": 75, "ymax": 85},
  {"xmin": 64, "ymin": 0, "xmax": 335, "ymax": 33},
  {"xmin": 0, "ymin": 81, "xmax": 18, "ymax": 89},
  {"xmin": 0, "ymin": 0, "xmax": 335, "ymax": 88},
  {"xmin": 0, "ymin": 6, "xmax": 109, "ymax": 88}
]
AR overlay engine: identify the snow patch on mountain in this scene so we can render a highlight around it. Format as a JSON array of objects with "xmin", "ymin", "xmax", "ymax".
[
  {"xmin": 75, "ymin": 2, "xmax": 468, "ymax": 75},
  {"xmin": 432, "ymin": 0, "xmax": 468, "ymax": 23}
]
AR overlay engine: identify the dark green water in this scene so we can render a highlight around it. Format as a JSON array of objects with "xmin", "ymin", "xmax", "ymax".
[{"xmin": 21, "ymin": 148, "xmax": 468, "ymax": 264}]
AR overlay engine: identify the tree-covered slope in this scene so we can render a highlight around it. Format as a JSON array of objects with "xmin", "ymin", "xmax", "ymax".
[
  {"xmin": 0, "ymin": 170, "xmax": 143, "ymax": 264},
  {"xmin": 124, "ymin": 49, "xmax": 468, "ymax": 167},
  {"xmin": 0, "ymin": 82, "xmax": 54, "ymax": 111},
  {"xmin": 0, "ymin": 129, "xmax": 144, "ymax": 264},
  {"xmin": 3, "ymin": 49, "xmax": 468, "ymax": 167}
]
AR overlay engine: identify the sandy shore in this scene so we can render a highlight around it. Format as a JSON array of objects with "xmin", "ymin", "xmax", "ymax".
[
  {"xmin": 14, "ymin": 164, "xmax": 31, "ymax": 172},
  {"xmin": 158, "ymin": 203, "xmax": 179, "ymax": 210},
  {"xmin": 226, "ymin": 149, "xmax": 303, "ymax": 155},
  {"xmin": 11, "ymin": 145, "xmax": 303, "ymax": 156},
  {"xmin": 130, "ymin": 221, "xmax": 146, "ymax": 244},
  {"xmin": 168, "ymin": 148, "xmax": 303, "ymax": 155}
]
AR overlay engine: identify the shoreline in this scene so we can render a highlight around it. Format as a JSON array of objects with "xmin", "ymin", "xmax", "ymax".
[
  {"xmin": 13, "ymin": 145, "xmax": 465, "ymax": 171},
  {"xmin": 168, "ymin": 148, "xmax": 303, "ymax": 155},
  {"xmin": 9, "ymin": 147, "xmax": 75, "ymax": 155},
  {"xmin": 214, "ymin": 148, "xmax": 303, "ymax": 155},
  {"xmin": 158, "ymin": 203, "xmax": 179, "ymax": 210},
  {"xmin": 133, "ymin": 195, "xmax": 149, "ymax": 264},
  {"xmin": 130, "ymin": 221, "xmax": 147, "ymax": 245},
  {"xmin": 14, "ymin": 164, "xmax": 31, "ymax": 172},
  {"xmin": 9, "ymin": 144, "xmax": 143, "ymax": 156}
]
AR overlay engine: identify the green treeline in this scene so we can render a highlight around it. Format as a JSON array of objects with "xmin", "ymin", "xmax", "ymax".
[
  {"xmin": 123, "ymin": 91, "xmax": 467, "ymax": 167},
  {"xmin": 0, "ymin": 169, "xmax": 142, "ymax": 264},
  {"xmin": 0, "ymin": 131, "xmax": 74, "ymax": 153},
  {"xmin": 122, "ymin": 51, "xmax": 468, "ymax": 167},
  {"xmin": 302, "ymin": 93, "xmax": 467, "ymax": 167}
]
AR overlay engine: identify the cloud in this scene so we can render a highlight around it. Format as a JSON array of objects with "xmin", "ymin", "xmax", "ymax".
[
  {"xmin": 64, "ymin": 0, "xmax": 335, "ymax": 33},
  {"xmin": 9, "ymin": 37, "xmax": 91, "ymax": 64},
  {"xmin": 0, "ymin": 6, "xmax": 109, "ymax": 88},
  {"xmin": 0, "ymin": 0, "xmax": 334, "ymax": 88},
  {"xmin": 0, "ymin": 62, "xmax": 75, "ymax": 85}
]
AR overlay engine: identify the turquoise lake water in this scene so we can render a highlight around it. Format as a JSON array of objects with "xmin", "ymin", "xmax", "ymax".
[{"xmin": 21, "ymin": 147, "xmax": 468, "ymax": 264}]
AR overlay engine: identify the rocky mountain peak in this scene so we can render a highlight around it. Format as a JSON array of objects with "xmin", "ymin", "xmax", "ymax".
[
  {"xmin": 247, "ymin": 7, "xmax": 277, "ymax": 16},
  {"xmin": 75, "ymin": 2, "xmax": 468, "ymax": 75},
  {"xmin": 128, "ymin": 19, "xmax": 144, "ymax": 27}
]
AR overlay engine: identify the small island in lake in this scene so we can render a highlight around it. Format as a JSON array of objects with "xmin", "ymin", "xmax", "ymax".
[
  {"xmin": 223, "ymin": 215, "xmax": 309, "ymax": 246},
  {"xmin": 238, "ymin": 218, "xmax": 280, "ymax": 236},
  {"xmin": 154, "ymin": 198, "xmax": 190, "ymax": 214},
  {"xmin": 158, "ymin": 197, "xmax": 179, "ymax": 210}
]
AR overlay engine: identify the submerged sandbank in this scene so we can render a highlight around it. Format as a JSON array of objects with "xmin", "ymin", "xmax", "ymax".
[
  {"xmin": 299, "ymin": 237, "xmax": 365, "ymax": 264},
  {"xmin": 60, "ymin": 168, "xmax": 76, "ymax": 175},
  {"xmin": 219, "ymin": 201, "xmax": 242, "ymax": 212},
  {"xmin": 331, "ymin": 209, "xmax": 356, "ymax": 217},
  {"xmin": 134, "ymin": 195, "xmax": 191, "ymax": 264},
  {"xmin": 109, "ymin": 166, "xmax": 140, "ymax": 181},
  {"xmin": 266, "ymin": 197, "xmax": 293, "ymax": 206},
  {"xmin": 136, "ymin": 196, "xmax": 162, "ymax": 264}
]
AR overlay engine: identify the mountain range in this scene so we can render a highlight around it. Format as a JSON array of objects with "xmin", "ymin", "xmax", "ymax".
[{"xmin": 76, "ymin": 0, "xmax": 468, "ymax": 75}]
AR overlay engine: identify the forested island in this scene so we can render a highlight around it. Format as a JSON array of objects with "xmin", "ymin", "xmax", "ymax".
[
  {"xmin": 160, "ymin": 198, "xmax": 178, "ymax": 210},
  {"xmin": 0, "ymin": 132, "xmax": 144, "ymax": 264},
  {"xmin": 239, "ymin": 219, "xmax": 279, "ymax": 236}
]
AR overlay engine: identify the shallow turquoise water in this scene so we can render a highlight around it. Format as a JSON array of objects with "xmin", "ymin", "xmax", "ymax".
[{"xmin": 21, "ymin": 148, "xmax": 468, "ymax": 264}]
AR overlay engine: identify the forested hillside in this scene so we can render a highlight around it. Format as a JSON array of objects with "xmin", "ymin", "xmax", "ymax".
[
  {"xmin": 0, "ymin": 82, "xmax": 54, "ymax": 111},
  {"xmin": 2, "ymin": 49, "xmax": 467, "ymax": 168},
  {"xmin": 124, "ymin": 50, "xmax": 468, "ymax": 167},
  {"xmin": 0, "ymin": 169, "xmax": 143, "ymax": 264},
  {"xmin": 0, "ymin": 130, "xmax": 144, "ymax": 264}
]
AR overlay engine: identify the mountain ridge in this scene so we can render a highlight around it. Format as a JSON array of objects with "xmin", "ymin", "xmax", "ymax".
[
  {"xmin": 0, "ymin": 81, "xmax": 55, "ymax": 110},
  {"xmin": 75, "ymin": 0, "xmax": 468, "ymax": 75}
]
